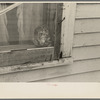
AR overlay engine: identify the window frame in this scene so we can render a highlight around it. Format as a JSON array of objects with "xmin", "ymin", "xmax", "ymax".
[
  {"xmin": 61, "ymin": 3, "xmax": 76, "ymax": 58},
  {"xmin": 0, "ymin": 3, "xmax": 76, "ymax": 75},
  {"xmin": 0, "ymin": 3, "xmax": 59, "ymax": 67}
]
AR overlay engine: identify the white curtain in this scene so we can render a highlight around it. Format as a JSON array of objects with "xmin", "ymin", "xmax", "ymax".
[
  {"xmin": 0, "ymin": 4, "xmax": 9, "ymax": 45},
  {"xmin": 0, "ymin": 3, "xmax": 44, "ymax": 45},
  {"xmin": 17, "ymin": 3, "xmax": 43, "ymax": 44}
]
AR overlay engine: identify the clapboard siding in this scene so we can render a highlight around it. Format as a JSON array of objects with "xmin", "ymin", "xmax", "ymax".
[
  {"xmin": 36, "ymin": 70, "xmax": 100, "ymax": 82},
  {"xmin": 1, "ymin": 58, "xmax": 100, "ymax": 82},
  {"xmin": 73, "ymin": 46, "xmax": 100, "ymax": 61},
  {"xmin": 73, "ymin": 3, "xmax": 100, "ymax": 62},
  {"xmin": 73, "ymin": 33, "xmax": 100, "ymax": 47},
  {"xmin": 76, "ymin": 3, "xmax": 100, "ymax": 18},
  {"xmin": 75, "ymin": 19, "xmax": 100, "ymax": 34}
]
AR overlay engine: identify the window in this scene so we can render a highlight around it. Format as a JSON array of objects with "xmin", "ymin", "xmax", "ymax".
[
  {"xmin": 0, "ymin": 3, "xmax": 64, "ymax": 67},
  {"xmin": 0, "ymin": 3, "xmax": 76, "ymax": 69}
]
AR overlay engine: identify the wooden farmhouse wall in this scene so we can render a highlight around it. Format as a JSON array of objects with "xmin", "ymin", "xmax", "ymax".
[
  {"xmin": 36, "ymin": 3, "xmax": 100, "ymax": 82},
  {"xmin": 0, "ymin": 3, "xmax": 100, "ymax": 82},
  {"xmin": 45, "ymin": 3, "xmax": 100, "ymax": 82}
]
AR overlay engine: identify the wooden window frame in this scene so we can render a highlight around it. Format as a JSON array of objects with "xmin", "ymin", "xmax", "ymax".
[
  {"xmin": 61, "ymin": 3, "xmax": 76, "ymax": 58},
  {"xmin": 0, "ymin": 3, "xmax": 76, "ymax": 75}
]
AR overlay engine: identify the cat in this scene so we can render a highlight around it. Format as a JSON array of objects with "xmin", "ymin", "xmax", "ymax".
[{"xmin": 32, "ymin": 25, "xmax": 52, "ymax": 47}]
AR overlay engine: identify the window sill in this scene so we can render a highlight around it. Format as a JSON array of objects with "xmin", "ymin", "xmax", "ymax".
[{"xmin": 0, "ymin": 57, "xmax": 73, "ymax": 75}]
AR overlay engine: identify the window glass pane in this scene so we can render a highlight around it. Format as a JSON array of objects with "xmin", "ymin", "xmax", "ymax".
[{"xmin": 0, "ymin": 3, "xmax": 57, "ymax": 47}]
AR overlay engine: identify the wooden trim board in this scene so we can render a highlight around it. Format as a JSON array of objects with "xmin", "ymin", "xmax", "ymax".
[
  {"xmin": 61, "ymin": 3, "xmax": 76, "ymax": 57},
  {"xmin": 0, "ymin": 58, "xmax": 100, "ymax": 82},
  {"xmin": 0, "ymin": 47, "xmax": 54, "ymax": 67},
  {"xmin": 0, "ymin": 57, "xmax": 72, "ymax": 75}
]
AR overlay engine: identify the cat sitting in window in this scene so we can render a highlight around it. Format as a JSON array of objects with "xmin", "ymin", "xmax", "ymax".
[{"xmin": 32, "ymin": 25, "xmax": 52, "ymax": 47}]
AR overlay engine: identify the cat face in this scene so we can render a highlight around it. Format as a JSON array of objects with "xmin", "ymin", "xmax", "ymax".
[
  {"xmin": 32, "ymin": 25, "xmax": 51, "ymax": 47},
  {"xmin": 38, "ymin": 30, "xmax": 49, "ymax": 45}
]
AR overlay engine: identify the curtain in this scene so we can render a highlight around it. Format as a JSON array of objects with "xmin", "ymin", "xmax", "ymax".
[
  {"xmin": 17, "ymin": 3, "xmax": 43, "ymax": 44},
  {"xmin": 0, "ymin": 3, "xmax": 55, "ymax": 45},
  {"xmin": 0, "ymin": 4, "xmax": 9, "ymax": 46}
]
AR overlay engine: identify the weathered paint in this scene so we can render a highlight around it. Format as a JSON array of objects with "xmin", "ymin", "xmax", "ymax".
[{"xmin": 0, "ymin": 3, "xmax": 100, "ymax": 82}]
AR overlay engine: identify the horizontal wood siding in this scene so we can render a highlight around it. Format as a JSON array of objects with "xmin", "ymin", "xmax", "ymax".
[
  {"xmin": 73, "ymin": 3, "xmax": 100, "ymax": 62},
  {"xmin": 55, "ymin": 3, "xmax": 100, "ymax": 82},
  {"xmin": 76, "ymin": 3, "xmax": 100, "ymax": 19},
  {"xmin": 73, "ymin": 46, "xmax": 100, "ymax": 61},
  {"xmin": 73, "ymin": 33, "xmax": 100, "ymax": 47},
  {"xmin": 36, "ymin": 70, "xmax": 100, "ymax": 82},
  {"xmin": 1, "ymin": 58, "xmax": 100, "ymax": 82},
  {"xmin": 75, "ymin": 19, "xmax": 100, "ymax": 34}
]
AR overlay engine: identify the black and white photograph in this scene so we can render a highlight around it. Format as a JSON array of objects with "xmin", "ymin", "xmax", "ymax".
[
  {"xmin": 0, "ymin": 2, "xmax": 100, "ymax": 83},
  {"xmin": 0, "ymin": 1, "xmax": 100, "ymax": 98}
]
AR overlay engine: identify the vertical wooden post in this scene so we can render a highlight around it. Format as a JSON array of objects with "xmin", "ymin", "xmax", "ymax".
[
  {"xmin": 61, "ymin": 3, "xmax": 76, "ymax": 58},
  {"xmin": 54, "ymin": 3, "xmax": 63, "ymax": 60}
]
